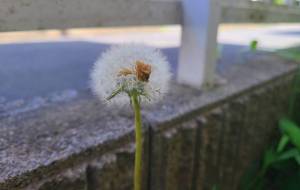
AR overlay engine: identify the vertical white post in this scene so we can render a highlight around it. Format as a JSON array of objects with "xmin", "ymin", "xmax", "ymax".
[{"xmin": 177, "ymin": 0, "xmax": 220, "ymax": 89}]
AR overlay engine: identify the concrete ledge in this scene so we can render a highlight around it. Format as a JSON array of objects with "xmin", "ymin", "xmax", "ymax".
[{"xmin": 0, "ymin": 52, "xmax": 298, "ymax": 189}]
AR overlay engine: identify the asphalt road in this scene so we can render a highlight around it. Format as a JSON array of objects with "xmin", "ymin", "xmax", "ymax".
[
  {"xmin": 2, "ymin": 24, "xmax": 300, "ymax": 102},
  {"xmin": 0, "ymin": 42, "xmax": 182, "ymax": 101}
]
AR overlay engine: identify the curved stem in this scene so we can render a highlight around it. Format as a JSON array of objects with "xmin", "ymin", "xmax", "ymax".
[{"xmin": 131, "ymin": 93, "xmax": 142, "ymax": 190}]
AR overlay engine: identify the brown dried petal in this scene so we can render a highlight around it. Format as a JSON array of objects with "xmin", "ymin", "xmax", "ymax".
[{"xmin": 135, "ymin": 61, "xmax": 152, "ymax": 82}]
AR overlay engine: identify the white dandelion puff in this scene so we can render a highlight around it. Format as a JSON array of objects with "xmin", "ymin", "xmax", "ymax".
[{"xmin": 91, "ymin": 43, "xmax": 171, "ymax": 106}]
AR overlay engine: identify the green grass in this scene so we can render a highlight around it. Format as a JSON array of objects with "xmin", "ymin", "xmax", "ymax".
[
  {"xmin": 249, "ymin": 40, "xmax": 258, "ymax": 52},
  {"xmin": 273, "ymin": 0, "xmax": 285, "ymax": 5},
  {"xmin": 276, "ymin": 47, "xmax": 300, "ymax": 62}
]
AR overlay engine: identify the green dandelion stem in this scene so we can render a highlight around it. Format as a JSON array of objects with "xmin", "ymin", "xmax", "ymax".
[{"xmin": 131, "ymin": 93, "xmax": 143, "ymax": 190}]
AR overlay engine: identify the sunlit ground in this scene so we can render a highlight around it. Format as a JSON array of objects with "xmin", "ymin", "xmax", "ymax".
[{"xmin": 0, "ymin": 23, "xmax": 300, "ymax": 50}]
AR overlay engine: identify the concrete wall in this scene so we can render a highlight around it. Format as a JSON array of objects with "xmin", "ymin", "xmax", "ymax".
[
  {"xmin": 221, "ymin": 1, "xmax": 300, "ymax": 22},
  {"xmin": 0, "ymin": 0, "xmax": 181, "ymax": 32},
  {"xmin": 0, "ymin": 51, "xmax": 294, "ymax": 190},
  {"xmin": 35, "ymin": 72, "xmax": 293, "ymax": 190},
  {"xmin": 0, "ymin": 0, "xmax": 300, "ymax": 32}
]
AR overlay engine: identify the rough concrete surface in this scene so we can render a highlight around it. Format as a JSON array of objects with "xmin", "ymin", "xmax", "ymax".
[{"xmin": 0, "ymin": 43, "xmax": 298, "ymax": 189}]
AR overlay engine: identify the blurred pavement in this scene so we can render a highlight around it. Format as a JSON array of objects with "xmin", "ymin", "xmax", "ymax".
[{"xmin": 0, "ymin": 24, "xmax": 299, "ymax": 101}]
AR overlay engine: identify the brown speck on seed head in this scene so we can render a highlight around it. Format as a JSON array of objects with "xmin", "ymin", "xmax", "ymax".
[{"xmin": 135, "ymin": 61, "xmax": 152, "ymax": 82}]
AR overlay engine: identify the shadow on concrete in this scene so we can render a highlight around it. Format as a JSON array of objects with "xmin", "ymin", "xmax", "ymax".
[{"xmin": 0, "ymin": 41, "xmax": 248, "ymax": 102}]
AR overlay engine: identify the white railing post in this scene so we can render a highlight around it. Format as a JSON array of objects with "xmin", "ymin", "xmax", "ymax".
[{"xmin": 177, "ymin": 0, "xmax": 221, "ymax": 89}]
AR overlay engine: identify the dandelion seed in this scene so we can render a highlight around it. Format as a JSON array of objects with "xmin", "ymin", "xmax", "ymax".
[{"xmin": 91, "ymin": 44, "xmax": 171, "ymax": 106}]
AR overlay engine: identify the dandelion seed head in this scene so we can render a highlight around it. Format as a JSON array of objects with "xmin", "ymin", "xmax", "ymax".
[{"xmin": 91, "ymin": 44, "xmax": 171, "ymax": 106}]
